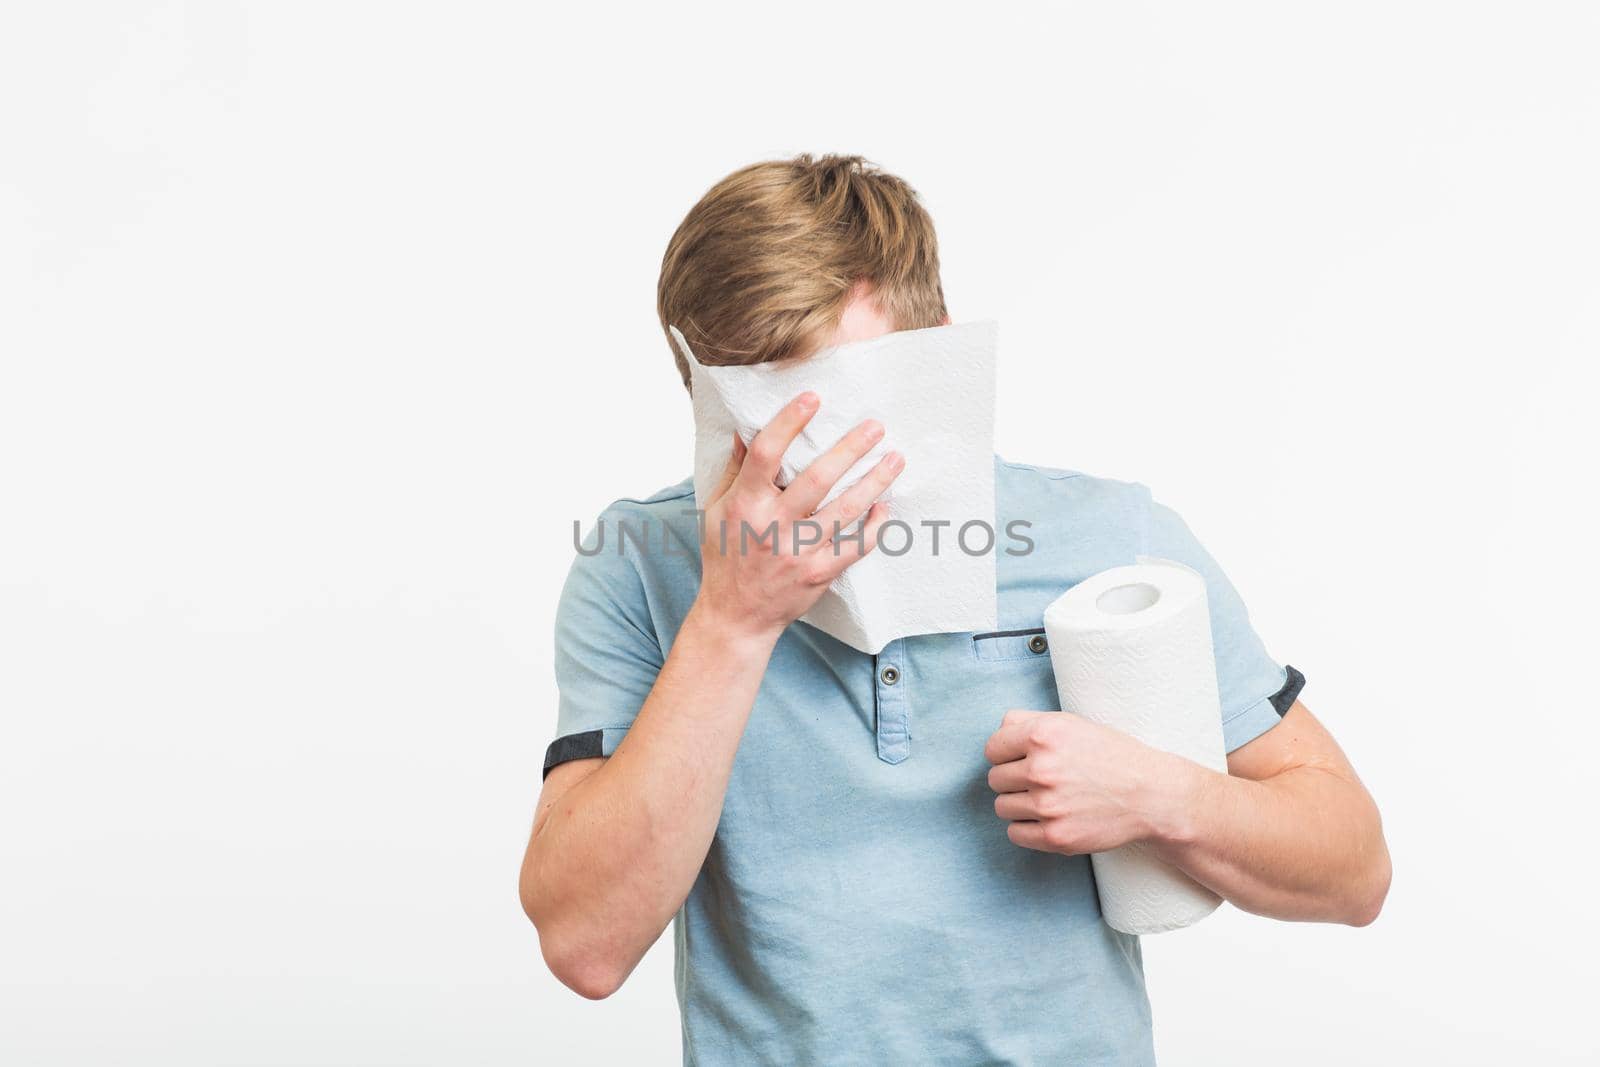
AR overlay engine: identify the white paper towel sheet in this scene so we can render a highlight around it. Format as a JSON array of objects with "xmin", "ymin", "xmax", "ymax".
[
  {"xmin": 1042, "ymin": 560, "xmax": 1228, "ymax": 934},
  {"xmin": 673, "ymin": 321, "xmax": 999, "ymax": 654}
]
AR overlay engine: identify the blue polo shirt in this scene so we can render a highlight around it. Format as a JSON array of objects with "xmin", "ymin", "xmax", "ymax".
[{"xmin": 544, "ymin": 458, "xmax": 1301, "ymax": 1065}]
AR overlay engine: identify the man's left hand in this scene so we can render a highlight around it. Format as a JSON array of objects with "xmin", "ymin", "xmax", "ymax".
[{"xmin": 983, "ymin": 710, "xmax": 1196, "ymax": 855}]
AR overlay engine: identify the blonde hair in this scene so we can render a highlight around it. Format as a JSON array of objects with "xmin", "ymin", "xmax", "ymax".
[{"xmin": 657, "ymin": 154, "xmax": 948, "ymax": 388}]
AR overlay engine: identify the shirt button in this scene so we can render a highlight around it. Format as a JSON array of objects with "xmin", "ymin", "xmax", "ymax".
[
  {"xmin": 879, "ymin": 665, "xmax": 900, "ymax": 686},
  {"xmin": 1028, "ymin": 634, "xmax": 1048, "ymax": 654}
]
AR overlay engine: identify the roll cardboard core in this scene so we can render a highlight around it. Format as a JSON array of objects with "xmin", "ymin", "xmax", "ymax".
[{"xmin": 1096, "ymin": 582, "xmax": 1161, "ymax": 615}]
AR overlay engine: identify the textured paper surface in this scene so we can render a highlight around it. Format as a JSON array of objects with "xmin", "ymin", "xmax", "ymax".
[
  {"xmin": 674, "ymin": 321, "xmax": 999, "ymax": 654},
  {"xmin": 1043, "ymin": 560, "xmax": 1228, "ymax": 934}
]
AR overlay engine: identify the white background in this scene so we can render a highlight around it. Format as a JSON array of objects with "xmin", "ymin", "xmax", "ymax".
[{"xmin": 4, "ymin": 2, "xmax": 1597, "ymax": 1064}]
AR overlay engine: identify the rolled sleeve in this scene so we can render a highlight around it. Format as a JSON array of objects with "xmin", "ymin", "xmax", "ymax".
[
  {"xmin": 544, "ymin": 514, "xmax": 664, "ymax": 777},
  {"xmin": 1220, "ymin": 693, "xmax": 1287, "ymax": 753},
  {"xmin": 1142, "ymin": 497, "xmax": 1302, "ymax": 753}
]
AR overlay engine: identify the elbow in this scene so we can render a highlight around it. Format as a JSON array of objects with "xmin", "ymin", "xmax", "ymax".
[
  {"xmin": 520, "ymin": 856, "xmax": 633, "ymax": 1000},
  {"xmin": 1344, "ymin": 838, "xmax": 1392, "ymax": 928},
  {"xmin": 523, "ymin": 894, "xmax": 630, "ymax": 1000},
  {"xmin": 539, "ymin": 932, "xmax": 630, "ymax": 1000},
  {"xmin": 561, "ymin": 965, "xmax": 627, "ymax": 1002}
]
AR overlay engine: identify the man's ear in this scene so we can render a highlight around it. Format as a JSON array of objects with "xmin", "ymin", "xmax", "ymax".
[{"xmin": 941, "ymin": 313, "xmax": 952, "ymax": 326}]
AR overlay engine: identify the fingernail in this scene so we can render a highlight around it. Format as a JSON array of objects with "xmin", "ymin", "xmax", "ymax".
[
  {"xmin": 886, "ymin": 451, "xmax": 905, "ymax": 471},
  {"xmin": 861, "ymin": 420, "xmax": 884, "ymax": 441},
  {"xmin": 797, "ymin": 391, "xmax": 820, "ymax": 411}
]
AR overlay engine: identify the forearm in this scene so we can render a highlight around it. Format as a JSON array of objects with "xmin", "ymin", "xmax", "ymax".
[
  {"xmin": 523, "ymin": 602, "xmax": 776, "ymax": 993},
  {"xmin": 1147, "ymin": 753, "xmax": 1390, "ymax": 925},
  {"xmin": 526, "ymin": 402, "xmax": 900, "ymax": 995}
]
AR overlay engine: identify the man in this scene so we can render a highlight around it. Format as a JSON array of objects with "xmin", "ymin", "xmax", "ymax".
[{"xmin": 520, "ymin": 154, "xmax": 1389, "ymax": 1065}]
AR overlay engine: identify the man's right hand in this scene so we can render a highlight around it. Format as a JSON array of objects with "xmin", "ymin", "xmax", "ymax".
[{"xmin": 692, "ymin": 391, "xmax": 904, "ymax": 642}]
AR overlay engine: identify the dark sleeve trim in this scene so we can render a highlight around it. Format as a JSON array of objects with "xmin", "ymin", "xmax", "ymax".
[
  {"xmin": 542, "ymin": 730, "xmax": 605, "ymax": 779},
  {"xmin": 1269, "ymin": 665, "xmax": 1306, "ymax": 717}
]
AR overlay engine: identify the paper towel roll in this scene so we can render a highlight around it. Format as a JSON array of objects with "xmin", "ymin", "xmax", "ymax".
[{"xmin": 1042, "ymin": 560, "xmax": 1228, "ymax": 935}]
